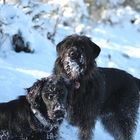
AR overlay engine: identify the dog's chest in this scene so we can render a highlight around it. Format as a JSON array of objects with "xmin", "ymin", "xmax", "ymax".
[
  {"xmin": 28, "ymin": 127, "xmax": 58, "ymax": 140},
  {"xmin": 67, "ymin": 79, "xmax": 103, "ymax": 125},
  {"xmin": 29, "ymin": 117, "xmax": 59, "ymax": 140}
]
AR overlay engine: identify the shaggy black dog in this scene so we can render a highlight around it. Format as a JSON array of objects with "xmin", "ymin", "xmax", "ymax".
[
  {"xmin": 0, "ymin": 75, "xmax": 71, "ymax": 140},
  {"xmin": 53, "ymin": 34, "xmax": 140, "ymax": 140}
]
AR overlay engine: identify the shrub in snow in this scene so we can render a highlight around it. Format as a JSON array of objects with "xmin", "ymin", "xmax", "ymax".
[
  {"xmin": 12, "ymin": 31, "xmax": 34, "ymax": 53},
  {"xmin": 123, "ymin": 0, "xmax": 140, "ymax": 10}
]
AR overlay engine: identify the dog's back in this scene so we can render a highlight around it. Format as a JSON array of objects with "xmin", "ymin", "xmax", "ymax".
[
  {"xmin": 98, "ymin": 67, "xmax": 140, "ymax": 140},
  {"xmin": 99, "ymin": 67, "xmax": 140, "ymax": 94},
  {"xmin": 0, "ymin": 96, "xmax": 31, "ymax": 133},
  {"xmin": 99, "ymin": 67, "xmax": 140, "ymax": 113}
]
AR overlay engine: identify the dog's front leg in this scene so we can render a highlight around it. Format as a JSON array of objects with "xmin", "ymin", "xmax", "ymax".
[
  {"xmin": 78, "ymin": 127, "xmax": 93, "ymax": 140},
  {"xmin": 78, "ymin": 122, "xmax": 95, "ymax": 140}
]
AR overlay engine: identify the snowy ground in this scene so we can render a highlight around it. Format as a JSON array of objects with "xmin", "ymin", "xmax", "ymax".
[{"xmin": 0, "ymin": 1, "xmax": 140, "ymax": 140}]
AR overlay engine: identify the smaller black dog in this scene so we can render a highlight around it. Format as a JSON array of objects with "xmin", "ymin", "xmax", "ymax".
[{"xmin": 0, "ymin": 75, "xmax": 71, "ymax": 140}]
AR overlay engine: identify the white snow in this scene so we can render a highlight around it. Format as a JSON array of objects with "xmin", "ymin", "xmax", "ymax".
[
  {"xmin": 0, "ymin": 1, "xmax": 140, "ymax": 140},
  {"xmin": 64, "ymin": 54, "xmax": 81, "ymax": 79}
]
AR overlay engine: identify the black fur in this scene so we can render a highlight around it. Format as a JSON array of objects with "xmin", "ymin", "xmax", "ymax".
[
  {"xmin": 53, "ymin": 34, "xmax": 140, "ymax": 140},
  {"xmin": 0, "ymin": 75, "xmax": 71, "ymax": 140}
]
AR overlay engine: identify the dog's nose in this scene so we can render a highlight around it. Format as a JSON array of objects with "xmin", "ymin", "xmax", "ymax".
[{"xmin": 54, "ymin": 103, "xmax": 65, "ymax": 111}]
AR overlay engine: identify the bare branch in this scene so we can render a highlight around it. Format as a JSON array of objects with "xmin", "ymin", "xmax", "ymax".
[{"xmin": 3, "ymin": 0, "xmax": 6, "ymax": 4}]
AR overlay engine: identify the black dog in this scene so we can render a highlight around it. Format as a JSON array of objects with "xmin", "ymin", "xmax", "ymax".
[
  {"xmin": 53, "ymin": 34, "xmax": 140, "ymax": 140},
  {"xmin": 0, "ymin": 75, "xmax": 71, "ymax": 140}
]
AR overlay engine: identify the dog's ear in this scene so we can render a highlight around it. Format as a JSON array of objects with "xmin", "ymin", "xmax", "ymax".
[
  {"xmin": 56, "ymin": 40, "xmax": 65, "ymax": 55},
  {"xmin": 90, "ymin": 41, "xmax": 101, "ymax": 59},
  {"xmin": 26, "ymin": 79, "xmax": 45, "ymax": 106}
]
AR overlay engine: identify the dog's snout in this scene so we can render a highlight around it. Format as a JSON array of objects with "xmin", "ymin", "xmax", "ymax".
[
  {"xmin": 54, "ymin": 103, "xmax": 64, "ymax": 110},
  {"xmin": 53, "ymin": 103, "xmax": 65, "ymax": 118}
]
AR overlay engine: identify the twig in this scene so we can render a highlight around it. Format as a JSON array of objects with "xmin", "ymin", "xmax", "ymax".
[{"xmin": 3, "ymin": 0, "xmax": 6, "ymax": 4}]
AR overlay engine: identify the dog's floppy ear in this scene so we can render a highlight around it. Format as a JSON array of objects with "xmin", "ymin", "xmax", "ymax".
[
  {"xmin": 56, "ymin": 40, "xmax": 65, "ymax": 55},
  {"xmin": 89, "ymin": 40, "xmax": 101, "ymax": 59},
  {"xmin": 56, "ymin": 35, "xmax": 72, "ymax": 55},
  {"xmin": 26, "ymin": 79, "xmax": 45, "ymax": 106}
]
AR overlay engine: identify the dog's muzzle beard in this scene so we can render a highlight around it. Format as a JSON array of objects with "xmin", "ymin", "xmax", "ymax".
[
  {"xmin": 63, "ymin": 54, "xmax": 85, "ymax": 89},
  {"xmin": 48, "ymin": 104, "xmax": 66, "ymax": 124}
]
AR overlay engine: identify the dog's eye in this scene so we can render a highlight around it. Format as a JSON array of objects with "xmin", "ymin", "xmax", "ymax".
[
  {"xmin": 70, "ymin": 51, "xmax": 74, "ymax": 57},
  {"xmin": 69, "ymin": 50, "xmax": 78, "ymax": 59},
  {"xmin": 48, "ymin": 94, "xmax": 54, "ymax": 100}
]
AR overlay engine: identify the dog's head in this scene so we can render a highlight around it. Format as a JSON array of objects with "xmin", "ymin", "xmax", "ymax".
[
  {"xmin": 54, "ymin": 34, "xmax": 100, "ymax": 87},
  {"xmin": 26, "ymin": 75, "xmax": 71, "ymax": 123}
]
